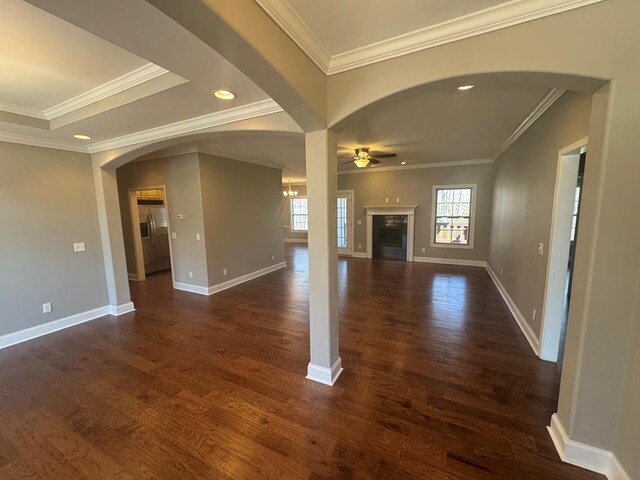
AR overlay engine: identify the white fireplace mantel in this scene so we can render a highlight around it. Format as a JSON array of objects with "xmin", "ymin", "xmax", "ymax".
[{"xmin": 364, "ymin": 205, "xmax": 418, "ymax": 261}]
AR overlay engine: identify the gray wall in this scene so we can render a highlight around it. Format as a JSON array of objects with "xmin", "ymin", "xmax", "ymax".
[
  {"xmin": 116, "ymin": 153, "xmax": 209, "ymax": 287},
  {"xmin": 283, "ymin": 184, "xmax": 308, "ymax": 242},
  {"xmin": 488, "ymin": 91, "xmax": 592, "ymax": 338},
  {"xmin": 337, "ymin": 164, "xmax": 494, "ymax": 261},
  {"xmin": 0, "ymin": 142, "xmax": 108, "ymax": 336},
  {"xmin": 199, "ymin": 153, "xmax": 285, "ymax": 285},
  {"xmin": 614, "ymin": 286, "xmax": 640, "ymax": 479}
]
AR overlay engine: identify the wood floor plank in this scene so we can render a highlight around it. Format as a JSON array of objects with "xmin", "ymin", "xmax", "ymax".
[{"xmin": 0, "ymin": 245, "xmax": 604, "ymax": 479}]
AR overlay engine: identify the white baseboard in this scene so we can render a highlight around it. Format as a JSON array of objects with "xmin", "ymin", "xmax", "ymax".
[
  {"xmin": 351, "ymin": 252, "xmax": 368, "ymax": 258},
  {"xmin": 0, "ymin": 302, "xmax": 134, "ymax": 350},
  {"xmin": 548, "ymin": 414, "xmax": 630, "ymax": 480},
  {"xmin": 284, "ymin": 238, "xmax": 308, "ymax": 244},
  {"xmin": 173, "ymin": 281, "xmax": 210, "ymax": 295},
  {"xmin": 173, "ymin": 262, "xmax": 287, "ymax": 296},
  {"xmin": 208, "ymin": 262, "xmax": 286, "ymax": 295},
  {"xmin": 485, "ymin": 263, "xmax": 541, "ymax": 356},
  {"xmin": 306, "ymin": 357, "xmax": 343, "ymax": 386},
  {"xmin": 414, "ymin": 256, "xmax": 487, "ymax": 267}
]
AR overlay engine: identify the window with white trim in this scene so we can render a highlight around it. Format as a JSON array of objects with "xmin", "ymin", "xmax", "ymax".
[
  {"xmin": 290, "ymin": 197, "xmax": 308, "ymax": 232},
  {"xmin": 432, "ymin": 185, "xmax": 476, "ymax": 248}
]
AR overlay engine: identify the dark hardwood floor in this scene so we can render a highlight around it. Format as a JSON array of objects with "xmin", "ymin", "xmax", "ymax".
[{"xmin": 0, "ymin": 245, "xmax": 602, "ymax": 479}]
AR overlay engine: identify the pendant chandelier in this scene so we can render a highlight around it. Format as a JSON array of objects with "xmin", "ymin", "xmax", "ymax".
[{"xmin": 282, "ymin": 180, "xmax": 298, "ymax": 197}]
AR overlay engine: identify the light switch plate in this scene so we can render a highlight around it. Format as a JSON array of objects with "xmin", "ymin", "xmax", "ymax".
[
  {"xmin": 42, "ymin": 302, "xmax": 52, "ymax": 313},
  {"xmin": 171, "ymin": 232, "xmax": 177, "ymax": 239},
  {"xmin": 177, "ymin": 213, "xmax": 184, "ymax": 220},
  {"xmin": 73, "ymin": 242, "xmax": 86, "ymax": 252},
  {"xmin": 538, "ymin": 243, "xmax": 544, "ymax": 255},
  {"xmin": 357, "ymin": 220, "xmax": 362, "ymax": 225},
  {"xmin": 195, "ymin": 233, "xmax": 200, "ymax": 241}
]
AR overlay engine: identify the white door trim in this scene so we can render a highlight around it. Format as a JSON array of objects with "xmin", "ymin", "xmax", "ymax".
[
  {"xmin": 539, "ymin": 137, "xmax": 587, "ymax": 362},
  {"xmin": 364, "ymin": 205, "xmax": 418, "ymax": 261}
]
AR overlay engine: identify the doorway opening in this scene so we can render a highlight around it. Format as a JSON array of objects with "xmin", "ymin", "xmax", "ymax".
[
  {"xmin": 539, "ymin": 138, "xmax": 587, "ymax": 363},
  {"xmin": 127, "ymin": 186, "xmax": 174, "ymax": 282}
]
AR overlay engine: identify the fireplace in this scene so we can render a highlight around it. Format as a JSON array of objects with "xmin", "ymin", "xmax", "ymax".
[
  {"xmin": 372, "ymin": 215, "xmax": 408, "ymax": 260},
  {"xmin": 364, "ymin": 205, "xmax": 417, "ymax": 261}
]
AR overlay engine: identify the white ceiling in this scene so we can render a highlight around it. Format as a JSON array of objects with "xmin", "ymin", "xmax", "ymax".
[
  {"xmin": 285, "ymin": 0, "xmax": 508, "ymax": 55},
  {"xmin": 0, "ymin": 0, "xmax": 272, "ymax": 149},
  {"xmin": 134, "ymin": 79, "xmax": 554, "ymax": 183},
  {"xmin": 0, "ymin": 0, "xmax": 148, "ymax": 111}
]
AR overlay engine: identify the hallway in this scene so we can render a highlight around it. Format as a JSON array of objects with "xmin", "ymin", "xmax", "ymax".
[{"xmin": 0, "ymin": 245, "xmax": 602, "ymax": 479}]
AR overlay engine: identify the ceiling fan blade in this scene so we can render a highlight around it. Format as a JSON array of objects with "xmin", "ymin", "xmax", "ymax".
[
  {"xmin": 341, "ymin": 160, "xmax": 356, "ymax": 165},
  {"xmin": 369, "ymin": 153, "xmax": 397, "ymax": 159},
  {"xmin": 368, "ymin": 159, "xmax": 381, "ymax": 165}
]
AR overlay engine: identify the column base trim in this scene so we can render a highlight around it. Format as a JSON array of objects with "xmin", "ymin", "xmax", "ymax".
[
  {"xmin": 109, "ymin": 302, "xmax": 135, "ymax": 316},
  {"xmin": 306, "ymin": 357, "xmax": 343, "ymax": 386},
  {"xmin": 548, "ymin": 414, "xmax": 630, "ymax": 480}
]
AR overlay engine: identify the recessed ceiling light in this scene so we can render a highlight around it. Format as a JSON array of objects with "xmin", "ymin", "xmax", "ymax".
[
  {"xmin": 213, "ymin": 89, "xmax": 236, "ymax": 100},
  {"xmin": 401, "ymin": 161, "xmax": 407, "ymax": 165},
  {"xmin": 73, "ymin": 134, "xmax": 91, "ymax": 140},
  {"xmin": 458, "ymin": 85, "xmax": 474, "ymax": 91}
]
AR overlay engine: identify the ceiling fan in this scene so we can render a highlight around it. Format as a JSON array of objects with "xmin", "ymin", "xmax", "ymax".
[{"xmin": 340, "ymin": 147, "xmax": 397, "ymax": 168}]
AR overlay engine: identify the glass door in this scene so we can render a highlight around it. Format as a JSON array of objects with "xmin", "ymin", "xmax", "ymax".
[{"xmin": 337, "ymin": 191, "xmax": 353, "ymax": 255}]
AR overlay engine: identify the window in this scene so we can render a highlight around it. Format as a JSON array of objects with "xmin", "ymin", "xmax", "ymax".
[
  {"xmin": 571, "ymin": 186, "xmax": 581, "ymax": 242},
  {"xmin": 431, "ymin": 185, "xmax": 476, "ymax": 248},
  {"xmin": 290, "ymin": 197, "xmax": 308, "ymax": 231}
]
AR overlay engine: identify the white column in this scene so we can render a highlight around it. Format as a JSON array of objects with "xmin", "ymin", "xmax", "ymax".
[
  {"xmin": 92, "ymin": 158, "xmax": 135, "ymax": 315},
  {"xmin": 305, "ymin": 130, "xmax": 342, "ymax": 386}
]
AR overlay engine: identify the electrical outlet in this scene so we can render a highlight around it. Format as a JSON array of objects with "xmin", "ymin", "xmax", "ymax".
[
  {"xmin": 396, "ymin": 197, "xmax": 400, "ymax": 203},
  {"xmin": 42, "ymin": 302, "xmax": 52, "ymax": 313},
  {"xmin": 538, "ymin": 243, "xmax": 544, "ymax": 255},
  {"xmin": 421, "ymin": 247, "xmax": 426, "ymax": 253},
  {"xmin": 189, "ymin": 271, "xmax": 193, "ymax": 279},
  {"xmin": 73, "ymin": 242, "xmax": 85, "ymax": 252},
  {"xmin": 357, "ymin": 220, "xmax": 362, "ymax": 225},
  {"xmin": 271, "ymin": 254, "xmax": 275, "ymax": 261},
  {"xmin": 177, "ymin": 213, "xmax": 184, "ymax": 220},
  {"xmin": 500, "ymin": 268, "xmax": 504, "ymax": 277},
  {"xmin": 223, "ymin": 268, "xmax": 227, "ymax": 276},
  {"xmin": 196, "ymin": 233, "xmax": 201, "ymax": 241},
  {"xmin": 171, "ymin": 232, "xmax": 177, "ymax": 239},
  {"xmin": 532, "ymin": 308, "xmax": 537, "ymax": 321},
  {"xmin": 358, "ymin": 244, "xmax": 362, "ymax": 250},
  {"xmin": 385, "ymin": 197, "xmax": 389, "ymax": 203}
]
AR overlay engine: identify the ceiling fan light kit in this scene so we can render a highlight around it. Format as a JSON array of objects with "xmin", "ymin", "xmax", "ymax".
[{"xmin": 341, "ymin": 146, "xmax": 397, "ymax": 168}]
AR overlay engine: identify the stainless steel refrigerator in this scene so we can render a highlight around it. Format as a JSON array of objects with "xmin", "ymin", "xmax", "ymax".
[{"xmin": 138, "ymin": 200, "xmax": 171, "ymax": 274}]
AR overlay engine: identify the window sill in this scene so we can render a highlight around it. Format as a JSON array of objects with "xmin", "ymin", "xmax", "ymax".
[{"xmin": 430, "ymin": 243, "xmax": 475, "ymax": 250}]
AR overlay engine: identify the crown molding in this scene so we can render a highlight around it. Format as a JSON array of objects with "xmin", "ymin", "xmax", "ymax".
[
  {"xmin": 254, "ymin": 0, "xmax": 330, "ymax": 72},
  {"xmin": 44, "ymin": 63, "xmax": 169, "ymax": 119},
  {"xmin": 493, "ymin": 88, "xmax": 566, "ymax": 160},
  {"xmin": 87, "ymin": 99, "xmax": 283, "ymax": 153},
  {"xmin": 0, "ymin": 131, "xmax": 87, "ymax": 153},
  {"xmin": 257, "ymin": 0, "xmax": 605, "ymax": 75},
  {"xmin": 0, "ymin": 63, "xmax": 169, "ymax": 122},
  {"xmin": 338, "ymin": 158, "xmax": 494, "ymax": 175},
  {"xmin": 0, "ymin": 101, "xmax": 48, "ymax": 120}
]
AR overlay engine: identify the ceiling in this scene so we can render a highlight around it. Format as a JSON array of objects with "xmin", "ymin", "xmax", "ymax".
[
  {"xmin": 0, "ymin": 0, "xmax": 272, "ymax": 149},
  {"xmin": 134, "ymin": 79, "xmax": 555, "ymax": 183},
  {"xmin": 285, "ymin": 0, "xmax": 508, "ymax": 56},
  {"xmin": 0, "ymin": 0, "xmax": 581, "ymax": 183},
  {"xmin": 0, "ymin": 0, "xmax": 147, "ymax": 112}
]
